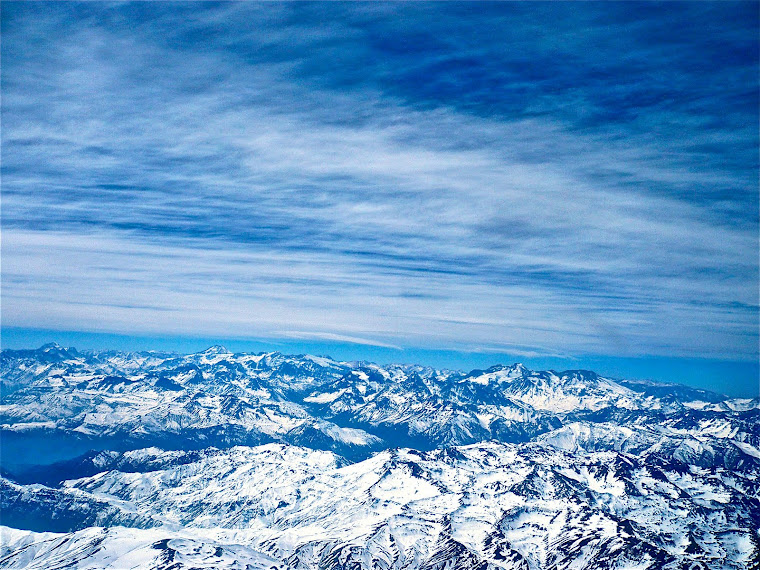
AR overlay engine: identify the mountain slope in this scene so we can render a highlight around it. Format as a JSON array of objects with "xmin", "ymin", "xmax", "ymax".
[
  {"xmin": 1, "ymin": 345, "xmax": 758, "ymax": 569},
  {"xmin": 2, "ymin": 441, "xmax": 758, "ymax": 569}
]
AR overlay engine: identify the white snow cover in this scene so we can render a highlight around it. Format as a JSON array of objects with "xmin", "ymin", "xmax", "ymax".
[
  {"xmin": 2, "ymin": 440, "xmax": 758, "ymax": 569},
  {"xmin": 1, "ymin": 348, "xmax": 758, "ymax": 569}
]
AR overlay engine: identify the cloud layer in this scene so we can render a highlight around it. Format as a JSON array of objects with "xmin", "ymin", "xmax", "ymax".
[{"xmin": 2, "ymin": 2, "xmax": 758, "ymax": 360}]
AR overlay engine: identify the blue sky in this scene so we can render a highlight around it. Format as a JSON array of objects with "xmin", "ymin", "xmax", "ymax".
[{"xmin": 2, "ymin": 2, "xmax": 758, "ymax": 396}]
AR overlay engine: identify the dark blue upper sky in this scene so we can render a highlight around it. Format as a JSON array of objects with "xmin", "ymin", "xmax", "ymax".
[{"xmin": 2, "ymin": 2, "xmax": 758, "ymax": 395}]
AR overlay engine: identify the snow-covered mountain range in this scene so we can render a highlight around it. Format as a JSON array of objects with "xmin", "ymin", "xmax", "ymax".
[{"xmin": 1, "ymin": 344, "xmax": 758, "ymax": 569}]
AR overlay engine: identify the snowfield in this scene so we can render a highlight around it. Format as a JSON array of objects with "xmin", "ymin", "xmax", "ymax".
[{"xmin": 1, "ymin": 344, "xmax": 758, "ymax": 569}]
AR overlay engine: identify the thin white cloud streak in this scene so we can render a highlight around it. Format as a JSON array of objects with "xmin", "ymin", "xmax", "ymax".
[
  {"xmin": 276, "ymin": 331, "xmax": 402, "ymax": 350},
  {"xmin": 3, "ymin": 229, "xmax": 755, "ymax": 359}
]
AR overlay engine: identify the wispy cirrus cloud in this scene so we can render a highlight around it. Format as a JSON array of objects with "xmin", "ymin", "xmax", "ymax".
[{"xmin": 1, "ymin": 2, "xmax": 757, "ymax": 361}]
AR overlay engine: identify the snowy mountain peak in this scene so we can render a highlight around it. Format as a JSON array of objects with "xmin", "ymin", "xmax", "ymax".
[
  {"xmin": 21, "ymin": 342, "xmax": 80, "ymax": 362},
  {"xmin": 199, "ymin": 345, "xmax": 230, "ymax": 355}
]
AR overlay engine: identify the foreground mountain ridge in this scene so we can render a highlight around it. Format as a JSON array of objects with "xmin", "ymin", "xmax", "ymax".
[{"xmin": 1, "ymin": 344, "xmax": 758, "ymax": 569}]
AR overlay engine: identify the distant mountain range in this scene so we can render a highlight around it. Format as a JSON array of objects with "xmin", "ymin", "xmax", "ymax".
[{"xmin": 1, "ymin": 344, "xmax": 758, "ymax": 569}]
